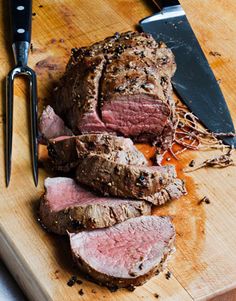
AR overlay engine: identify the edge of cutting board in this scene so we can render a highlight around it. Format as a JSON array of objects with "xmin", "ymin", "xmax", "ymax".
[{"xmin": 0, "ymin": 225, "xmax": 51, "ymax": 301}]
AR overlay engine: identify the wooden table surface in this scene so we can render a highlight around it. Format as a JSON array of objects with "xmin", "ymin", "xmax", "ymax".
[{"xmin": 0, "ymin": 1, "xmax": 236, "ymax": 300}]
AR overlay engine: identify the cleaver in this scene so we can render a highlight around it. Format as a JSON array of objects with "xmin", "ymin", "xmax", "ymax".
[{"xmin": 140, "ymin": 0, "xmax": 236, "ymax": 146}]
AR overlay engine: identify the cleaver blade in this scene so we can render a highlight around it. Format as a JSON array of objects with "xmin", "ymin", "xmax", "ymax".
[{"xmin": 140, "ymin": 1, "xmax": 235, "ymax": 146}]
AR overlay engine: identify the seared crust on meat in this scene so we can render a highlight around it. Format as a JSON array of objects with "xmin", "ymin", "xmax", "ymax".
[
  {"xmin": 54, "ymin": 31, "xmax": 176, "ymax": 148},
  {"xmin": 76, "ymin": 154, "xmax": 186, "ymax": 204},
  {"xmin": 48, "ymin": 134, "xmax": 148, "ymax": 172}
]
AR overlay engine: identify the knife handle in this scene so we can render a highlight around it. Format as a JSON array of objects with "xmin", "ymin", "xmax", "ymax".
[
  {"xmin": 10, "ymin": 0, "xmax": 32, "ymax": 43},
  {"xmin": 153, "ymin": 0, "xmax": 180, "ymax": 9}
]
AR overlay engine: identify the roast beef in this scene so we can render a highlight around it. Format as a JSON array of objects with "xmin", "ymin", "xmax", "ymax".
[
  {"xmin": 76, "ymin": 134, "xmax": 147, "ymax": 165},
  {"xmin": 39, "ymin": 105, "xmax": 73, "ymax": 143},
  {"xmin": 54, "ymin": 31, "xmax": 176, "ymax": 149},
  {"xmin": 54, "ymin": 54, "xmax": 109, "ymax": 133},
  {"xmin": 48, "ymin": 136, "xmax": 78, "ymax": 172},
  {"xmin": 153, "ymin": 178, "xmax": 186, "ymax": 204},
  {"xmin": 100, "ymin": 51, "xmax": 174, "ymax": 147},
  {"xmin": 39, "ymin": 177, "xmax": 151, "ymax": 235},
  {"xmin": 48, "ymin": 134, "xmax": 147, "ymax": 172},
  {"xmin": 70, "ymin": 216, "xmax": 175, "ymax": 289},
  {"xmin": 76, "ymin": 154, "xmax": 186, "ymax": 204}
]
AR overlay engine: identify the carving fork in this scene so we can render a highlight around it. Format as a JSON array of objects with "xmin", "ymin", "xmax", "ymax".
[{"xmin": 5, "ymin": 0, "xmax": 38, "ymax": 187}]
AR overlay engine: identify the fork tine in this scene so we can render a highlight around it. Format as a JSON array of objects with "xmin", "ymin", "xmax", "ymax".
[
  {"xmin": 29, "ymin": 70, "xmax": 38, "ymax": 186},
  {"xmin": 5, "ymin": 71, "xmax": 15, "ymax": 187}
]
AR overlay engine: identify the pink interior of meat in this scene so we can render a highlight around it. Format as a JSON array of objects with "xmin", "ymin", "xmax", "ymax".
[
  {"xmin": 79, "ymin": 111, "xmax": 110, "ymax": 134},
  {"xmin": 39, "ymin": 105, "xmax": 73, "ymax": 140},
  {"xmin": 49, "ymin": 136, "xmax": 74, "ymax": 142},
  {"xmin": 101, "ymin": 96, "xmax": 170, "ymax": 137},
  {"xmin": 71, "ymin": 216, "xmax": 174, "ymax": 278},
  {"xmin": 45, "ymin": 177, "xmax": 132, "ymax": 211}
]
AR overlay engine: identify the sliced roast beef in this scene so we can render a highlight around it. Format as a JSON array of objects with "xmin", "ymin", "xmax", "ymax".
[
  {"xmin": 53, "ymin": 55, "xmax": 109, "ymax": 134},
  {"xmin": 48, "ymin": 136, "xmax": 78, "ymax": 172},
  {"xmin": 76, "ymin": 134, "xmax": 147, "ymax": 165},
  {"xmin": 39, "ymin": 177, "xmax": 151, "ymax": 235},
  {"xmin": 54, "ymin": 31, "xmax": 176, "ymax": 148},
  {"xmin": 100, "ymin": 52, "xmax": 174, "ymax": 145},
  {"xmin": 70, "ymin": 215, "xmax": 175, "ymax": 289},
  {"xmin": 151, "ymin": 178, "xmax": 186, "ymax": 205},
  {"xmin": 76, "ymin": 154, "xmax": 186, "ymax": 204},
  {"xmin": 48, "ymin": 134, "xmax": 148, "ymax": 172},
  {"xmin": 39, "ymin": 105, "xmax": 73, "ymax": 143}
]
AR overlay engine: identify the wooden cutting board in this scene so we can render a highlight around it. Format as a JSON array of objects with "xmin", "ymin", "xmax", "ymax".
[{"xmin": 0, "ymin": 0, "xmax": 236, "ymax": 300}]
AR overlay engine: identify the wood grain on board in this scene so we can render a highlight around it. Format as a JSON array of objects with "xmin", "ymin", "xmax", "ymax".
[{"xmin": 0, "ymin": 1, "xmax": 236, "ymax": 300}]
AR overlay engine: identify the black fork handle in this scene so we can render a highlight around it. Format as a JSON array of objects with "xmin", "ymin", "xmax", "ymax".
[{"xmin": 10, "ymin": 0, "xmax": 32, "ymax": 44}]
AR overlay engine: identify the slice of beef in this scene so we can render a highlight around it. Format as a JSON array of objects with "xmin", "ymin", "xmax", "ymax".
[
  {"xmin": 54, "ymin": 31, "xmax": 176, "ymax": 149},
  {"xmin": 39, "ymin": 177, "xmax": 151, "ymax": 235},
  {"xmin": 76, "ymin": 154, "xmax": 186, "ymax": 205},
  {"xmin": 149, "ymin": 178, "xmax": 186, "ymax": 205},
  {"xmin": 48, "ymin": 134, "xmax": 147, "ymax": 172},
  {"xmin": 48, "ymin": 136, "xmax": 78, "ymax": 172},
  {"xmin": 70, "ymin": 216, "xmax": 175, "ymax": 289},
  {"xmin": 53, "ymin": 55, "xmax": 109, "ymax": 134},
  {"xmin": 39, "ymin": 105, "xmax": 73, "ymax": 143},
  {"xmin": 76, "ymin": 134, "xmax": 147, "ymax": 165}
]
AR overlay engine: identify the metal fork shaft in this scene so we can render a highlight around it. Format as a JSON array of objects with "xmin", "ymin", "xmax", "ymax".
[
  {"xmin": 5, "ymin": 67, "xmax": 38, "ymax": 187},
  {"xmin": 5, "ymin": 71, "xmax": 14, "ymax": 187},
  {"xmin": 29, "ymin": 70, "xmax": 38, "ymax": 186},
  {"xmin": 12, "ymin": 41, "xmax": 30, "ymax": 67}
]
